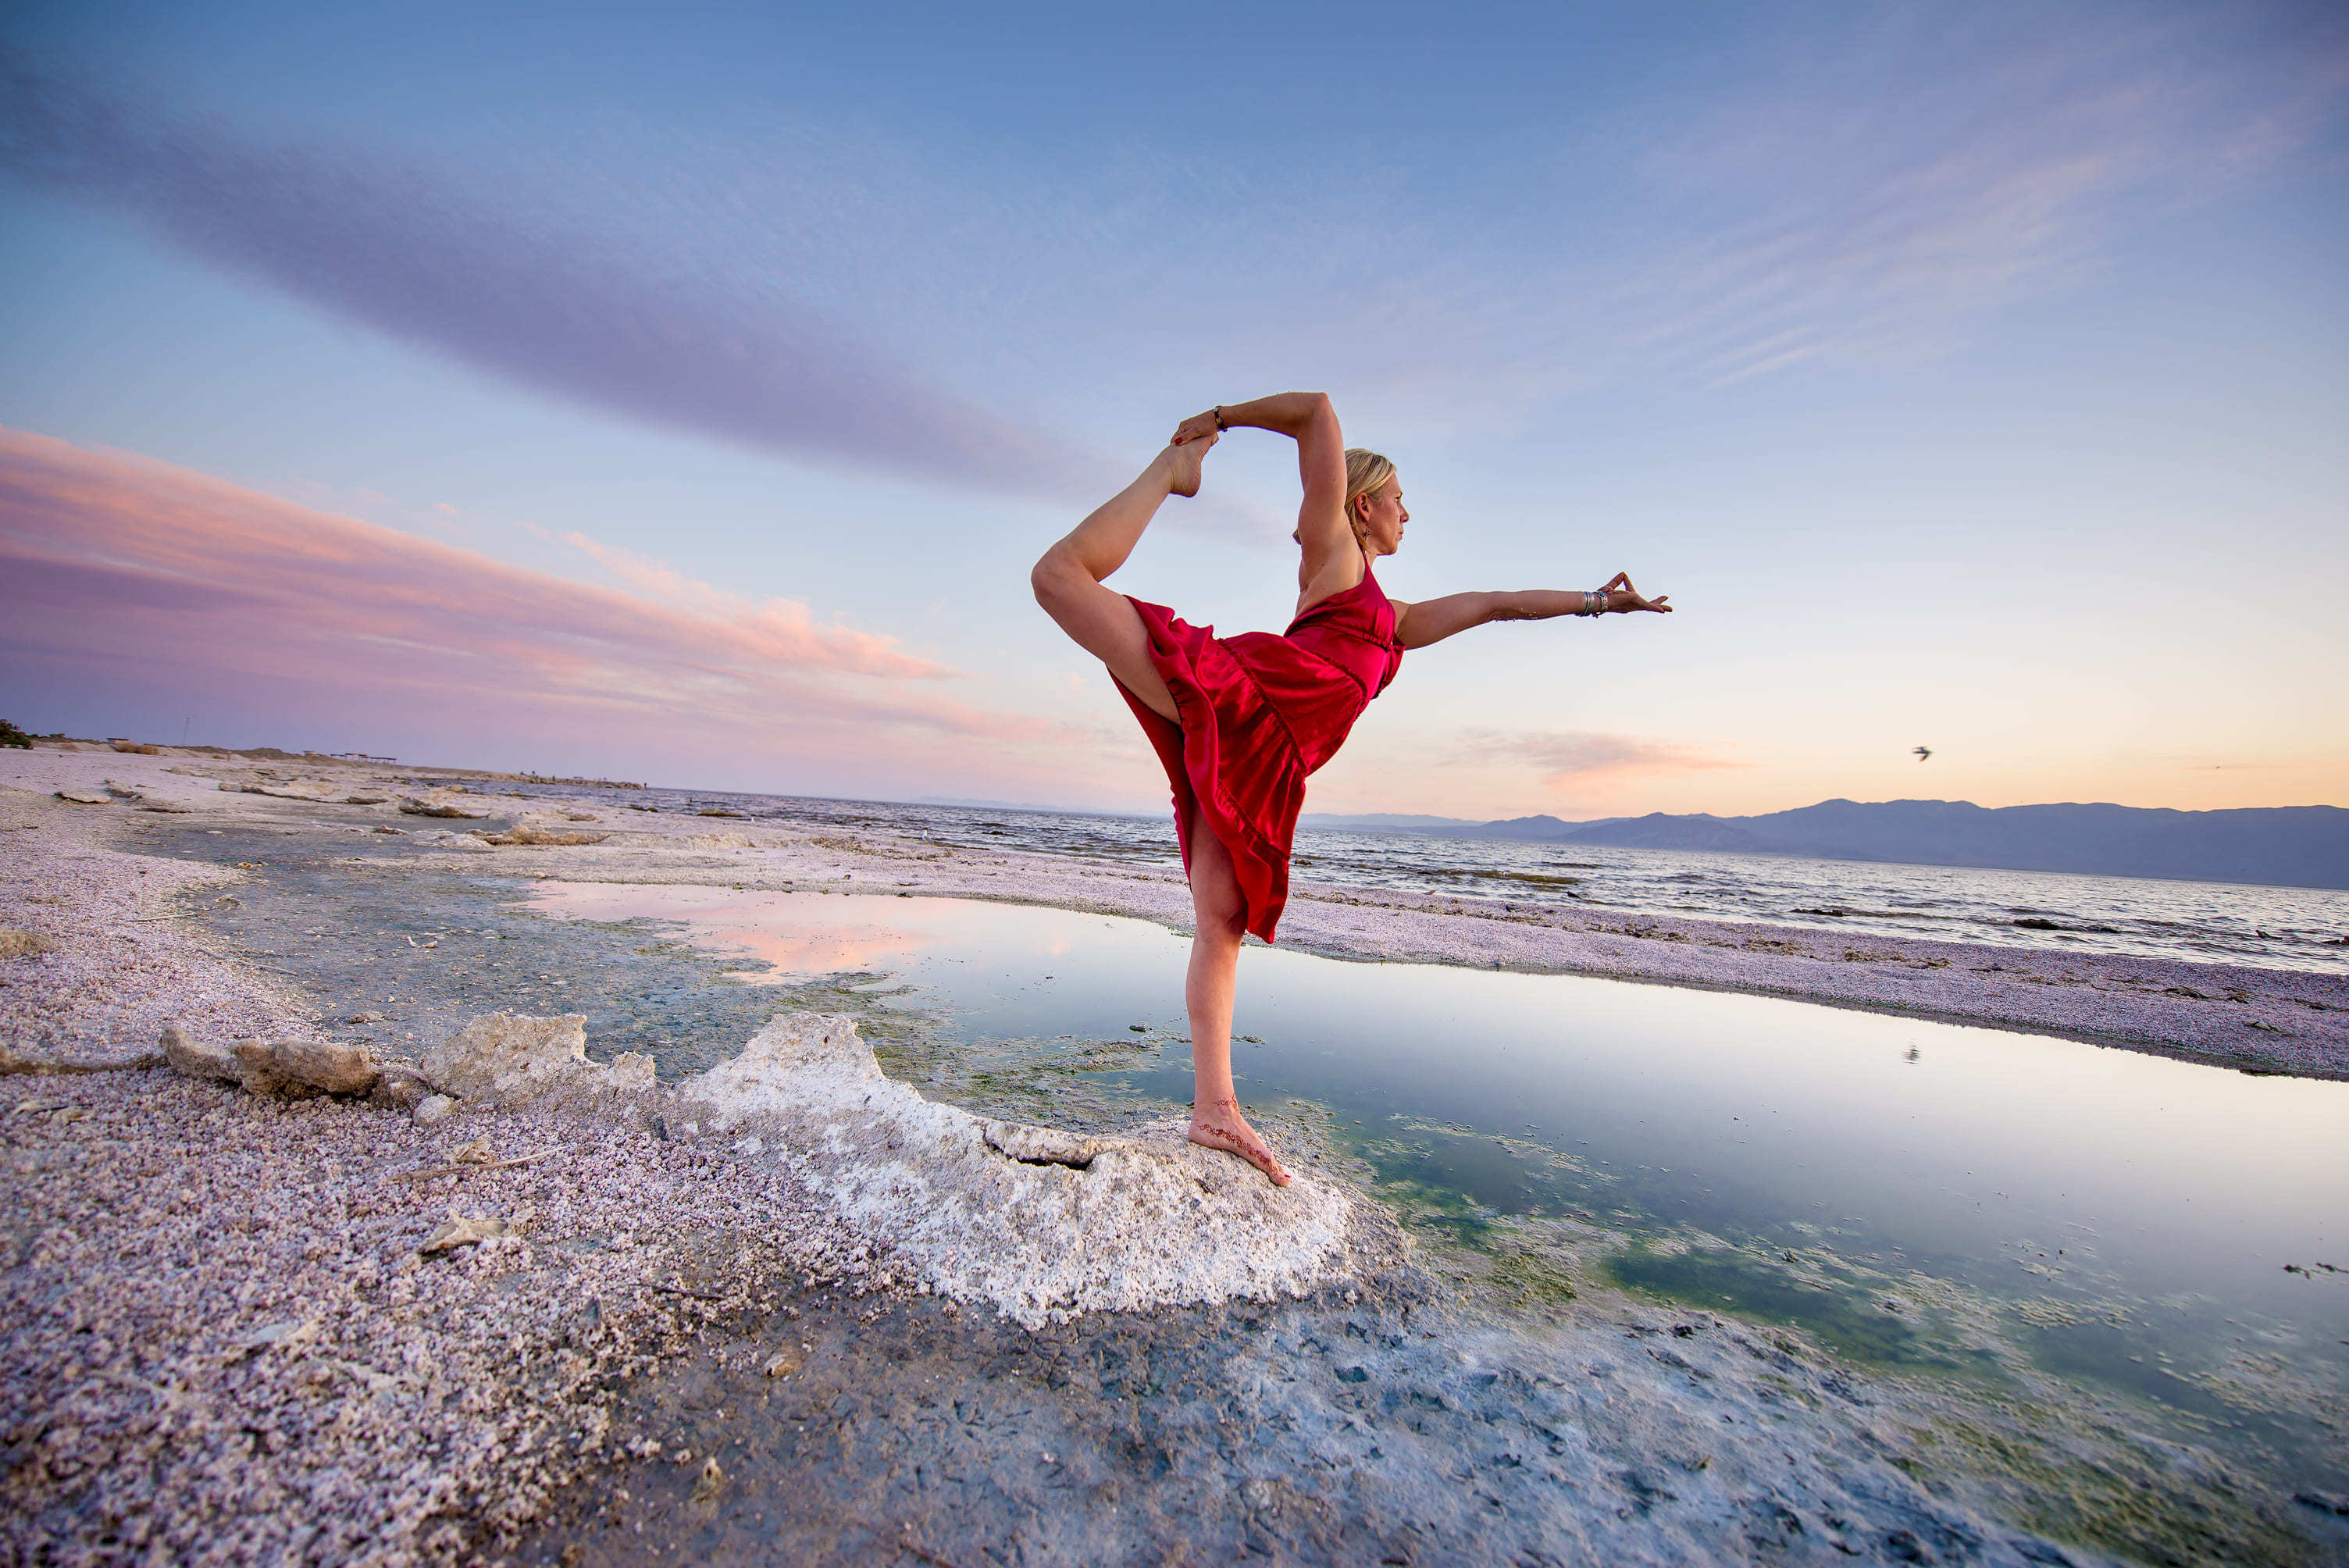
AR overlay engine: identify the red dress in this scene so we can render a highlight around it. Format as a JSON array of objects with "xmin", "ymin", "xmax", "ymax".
[{"xmin": 1117, "ymin": 562, "xmax": 1405, "ymax": 942}]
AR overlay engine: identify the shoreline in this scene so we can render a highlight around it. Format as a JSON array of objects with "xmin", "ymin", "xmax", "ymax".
[
  {"xmin": 22, "ymin": 744, "xmax": 2338, "ymax": 1078},
  {"xmin": 5, "ymin": 747, "xmax": 2344, "ymax": 1564}
]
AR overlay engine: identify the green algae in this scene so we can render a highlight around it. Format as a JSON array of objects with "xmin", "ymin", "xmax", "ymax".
[{"xmin": 1899, "ymin": 1409, "xmax": 2322, "ymax": 1568}]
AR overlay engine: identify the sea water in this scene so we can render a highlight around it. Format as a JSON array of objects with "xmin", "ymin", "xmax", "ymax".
[
  {"xmin": 530, "ymin": 884, "xmax": 2349, "ymax": 1499},
  {"xmin": 472, "ymin": 781, "xmax": 2349, "ymax": 974}
]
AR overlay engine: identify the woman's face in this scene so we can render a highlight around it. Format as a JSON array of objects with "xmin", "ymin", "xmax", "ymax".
[{"xmin": 1353, "ymin": 476, "xmax": 1409, "ymax": 556}]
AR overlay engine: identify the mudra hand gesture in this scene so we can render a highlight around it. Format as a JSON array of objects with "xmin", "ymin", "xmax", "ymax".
[{"xmin": 1600, "ymin": 571, "xmax": 1673, "ymax": 615}]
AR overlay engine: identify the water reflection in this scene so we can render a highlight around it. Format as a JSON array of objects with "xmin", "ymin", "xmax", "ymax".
[{"xmin": 529, "ymin": 884, "xmax": 2349, "ymax": 1489}]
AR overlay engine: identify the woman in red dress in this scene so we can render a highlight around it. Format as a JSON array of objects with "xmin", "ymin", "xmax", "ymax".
[{"xmin": 1031, "ymin": 393, "xmax": 1671, "ymax": 1185}]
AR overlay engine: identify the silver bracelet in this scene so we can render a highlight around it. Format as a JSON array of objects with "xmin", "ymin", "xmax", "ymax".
[{"xmin": 1584, "ymin": 589, "xmax": 1608, "ymax": 617}]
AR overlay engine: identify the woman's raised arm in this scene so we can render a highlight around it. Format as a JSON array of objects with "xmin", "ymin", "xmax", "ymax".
[
  {"xmin": 1392, "ymin": 572, "xmax": 1673, "ymax": 650},
  {"xmin": 1172, "ymin": 393, "xmax": 1349, "ymax": 578}
]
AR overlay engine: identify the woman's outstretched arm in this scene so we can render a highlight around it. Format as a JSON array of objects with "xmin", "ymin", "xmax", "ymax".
[
  {"xmin": 1392, "ymin": 572, "xmax": 1672, "ymax": 650},
  {"xmin": 1172, "ymin": 393, "xmax": 1350, "ymax": 582}
]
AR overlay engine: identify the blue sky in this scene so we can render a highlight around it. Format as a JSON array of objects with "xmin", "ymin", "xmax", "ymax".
[{"xmin": 2, "ymin": 0, "xmax": 2344, "ymax": 816}]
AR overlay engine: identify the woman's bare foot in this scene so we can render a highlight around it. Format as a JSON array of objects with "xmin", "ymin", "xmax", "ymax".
[
  {"xmin": 1160, "ymin": 435, "xmax": 1214, "ymax": 498},
  {"xmin": 1189, "ymin": 1098, "xmax": 1292, "ymax": 1186}
]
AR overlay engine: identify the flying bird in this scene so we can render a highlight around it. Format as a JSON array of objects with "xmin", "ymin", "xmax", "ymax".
[{"xmin": 1913, "ymin": 747, "xmax": 1933, "ymax": 762}]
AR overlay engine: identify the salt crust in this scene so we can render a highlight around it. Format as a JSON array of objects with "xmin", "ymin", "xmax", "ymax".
[
  {"xmin": 414, "ymin": 1008, "xmax": 1395, "ymax": 1329},
  {"xmin": 677, "ymin": 1014, "xmax": 1393, "ymax": 1328}
]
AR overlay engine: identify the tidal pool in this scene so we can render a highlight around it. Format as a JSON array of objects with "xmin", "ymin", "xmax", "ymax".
[{"xmin": 530, "ymin": 883, "xmax": 2349, "ymax": 1504}]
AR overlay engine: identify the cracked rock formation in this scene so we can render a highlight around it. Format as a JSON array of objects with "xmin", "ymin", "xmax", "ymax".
[
  {"xmin": 419, "ymin": 1012, "xmax": 657, "ymax": 1108},
  {"xmin": 677, "ymin": 1014, "xmax": 1402, "ymax": 1328}
]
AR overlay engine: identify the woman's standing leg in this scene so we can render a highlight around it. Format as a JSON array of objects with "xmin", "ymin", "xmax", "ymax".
[{"xmin": 1181, "ymin": 800, "xmax": 1292, "ymax": 1185}]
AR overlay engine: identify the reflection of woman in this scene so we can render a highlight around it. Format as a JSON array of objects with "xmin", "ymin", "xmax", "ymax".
[{"xmin": 1031, "ymin": 393, "xmax": 1671, "ymax": 1184}]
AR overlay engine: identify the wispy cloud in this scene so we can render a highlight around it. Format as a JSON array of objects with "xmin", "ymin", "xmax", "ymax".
[
  {"xmin": 1453, "ymin": 729, "xmax": 1745, "ymax": 789},
  {"xmin": 1593, "ymin": 5, "xmax": 2349, "ymax": 385},
  {"xmin": 0, "ymin": 426, "xmax": 1098, "ymax": 768},
  {"xmin": 0, "ymin": 58, "xmax": 1112, "ymax": 501}
]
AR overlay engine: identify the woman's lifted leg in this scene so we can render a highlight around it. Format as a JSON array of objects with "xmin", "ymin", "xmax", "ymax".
[{"xmin": 1028, "ymin": 438, "xmax": 1216, "ymax": 724}]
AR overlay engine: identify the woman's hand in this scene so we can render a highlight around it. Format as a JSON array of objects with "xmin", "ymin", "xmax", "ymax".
[
  {"xmin": 1171, "ymin": 409, "xmax": 1222, "ymax": 446},
  {"xmin": 1602, "ymin": 572, "xmax": 1673, "ymax": 614}
]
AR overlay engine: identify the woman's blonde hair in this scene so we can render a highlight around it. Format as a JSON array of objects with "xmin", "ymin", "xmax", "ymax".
[{"xmin": 1343, "ymin": 448, "xmax": 1396, "ymax": 527}]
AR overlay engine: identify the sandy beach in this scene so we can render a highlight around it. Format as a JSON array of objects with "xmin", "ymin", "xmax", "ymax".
[{"xmin": 5, "ymin": 743, "xmax": 2344, "ymax": 1566}]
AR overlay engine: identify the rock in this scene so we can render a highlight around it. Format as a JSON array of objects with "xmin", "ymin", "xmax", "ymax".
[
  {"xmin": 369, "ymin": 1065, "xmax": 431, "ymax": 1110},
  {"xmin": 2297, "ymin": 1489, "xmax": 2349, "ymax": 1516},
  {"xmin": 348, "ymin": 1010, "xmax": 387, "ymax": 1025},
  {"xmin": 0, "ymin": 929, "xmax": 53, "ymax": 959},
  {"xmin": 372, "ymin": 825, "xmax": 405, "ymax": 835},
  {"xmin": 398, "ymin": 798, "xmax": 490, "ymax": 818},
  {"xmin": 419, "ymin": 1014, "xmax": 653, "ymax": 1109},
  {"xmin": 412, "ymin": 1093, "xmax": 458, "ymax": 1124},
  {"xmin": 680, "ymin": 1014, "xmax": 1398, "ymax": 1328},
  {"xmin": 561, "ymin": 811, "xmax": 600, "ymax": 821},
  {"xmin": 419, "ymin": 1213, "xmax": 515, "ymax": 1256},
  {"xmin": 472, "ymin": 826, "xmax": 610, "ymax": 846},
  {"xmin": 239, "ymin": 780, "xmax": 340, "ymax": 801},
  {"xmin": 450, "ymin": 1136, "xmax": 494, "ymax": 1164},
  {"xmin": 137, "ymin": 803, "xmax": 193, "ymax": 814},
  {"xmin": 761, "ymin": 1349, "xmax": 803, "ymax": 1378},
  {"xmin": 230, "ymin": 1037, "xmax": 380, "ymax": 1098},
  {"xmin": 341, "ymin": 793, "xmax": 388, "ymax": 805},
  {"xmin": 53, "ymin": 789, "xmax": 112, "ymax": 806},
  {"xmin": 689, "ymin": 1456, "xmax": 725, "ymax": 1506},
  {"xmin": 161, "ymin": 1024, "xmax": 241, "ymax": 1084}
]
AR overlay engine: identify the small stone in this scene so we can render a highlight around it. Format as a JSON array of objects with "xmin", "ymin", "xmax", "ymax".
[
  {"xmin": 473, "ymin": 826, "xmax": 609, "ymax": 846},
  {"xmin": 231, "ymin": 1038, "xmax": 380, "ymax": 1098},
  {"xmin": 397, "ymin": 798, "xmax": 490, "ymax": 819},
  {"xmin": 372, "ymin": 825, "xmax": 405, "ymax": 835},
  {"xmin": 419, "ymin": 1213, "xmax": 514, "ymax": 1255},
  {"xmin": 1128, "ymin": 1023, "xmax": 1148, "ymax": 1032},
  {"xmin": 161, "ymin": 1025, "xmax": 241, "ymax": 1085},
  {"xmin": 412, "ymin": 1093, "xmax": 458, "ymax": 1124},
  {"xmin": 0, "ymin": 929, "xmax": 53, "ymax": 959},
  {"xmin": 369, "ymin": 1067, "xmax": 430, "ymax": 1110},
  {"xmin": 53, "ymin": 789, "xmax": 112, "ymax": 806},
  {"xmin": 689, "ymin": 1457, "xmax": 725, "ymax": 1505},
  {"xmin": 348, "ymin": 1010, "xmax": 387, "ymax": 1025},
  {"xmin": 451, "ymin": 1137, "xmax": 494, "ymax": 1164},
  {"xmin": 761, "ymin": 1349, "xmax": 802, "ymax": 1378}
]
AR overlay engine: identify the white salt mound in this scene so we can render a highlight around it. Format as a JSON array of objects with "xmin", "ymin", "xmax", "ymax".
[
  {"xmin": 409, "ymin": 1010, "xmax": 1395, "ymax": 1327},
  {"xmin": 679, "ymin": 1014, "xmax": 1391, "ymax": 1328}
]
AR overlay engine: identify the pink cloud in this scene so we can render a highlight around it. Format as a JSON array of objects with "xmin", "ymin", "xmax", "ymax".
[
  {"xmin": 1454, "ymin": 729, "xmax": 1745, "ymax": 789},
  {"xmin": 0, "ymin": 427, "xmax": 1093, "ymax": 776}
]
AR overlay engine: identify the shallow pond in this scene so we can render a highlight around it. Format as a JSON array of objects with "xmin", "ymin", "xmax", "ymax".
[{"xmin": 530, "ymin": 883, "xmax": 2349, "ymax": 1502}]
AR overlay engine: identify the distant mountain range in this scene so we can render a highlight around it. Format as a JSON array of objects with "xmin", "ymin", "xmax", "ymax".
[{"xmin": 1298, "ymin": 799, "xmax": 2349, "ymax": 890}]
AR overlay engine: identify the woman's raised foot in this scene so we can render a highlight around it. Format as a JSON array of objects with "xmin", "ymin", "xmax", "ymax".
[
  {"xmin": 1160, "ymin": 435, "xmax": 1214, "ymax": 498},
  {"xmin": 1189, "ymin": 1099, "xmax": 1292, "ymax": 1186}
]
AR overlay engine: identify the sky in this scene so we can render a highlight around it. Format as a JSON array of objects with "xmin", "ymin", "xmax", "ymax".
[{"xmin": 2, "ymin": 0, "xmax": 2344, "ymax": 821}]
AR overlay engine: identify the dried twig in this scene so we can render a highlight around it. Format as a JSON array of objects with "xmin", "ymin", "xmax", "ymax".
[
  {"xmin": 392, "ymin": 1149, "xmax": 558, "ymax": 1184},
  {"xmin": 636, "ymin": 1281, "xmax": 725, "ymax": 1302}
]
